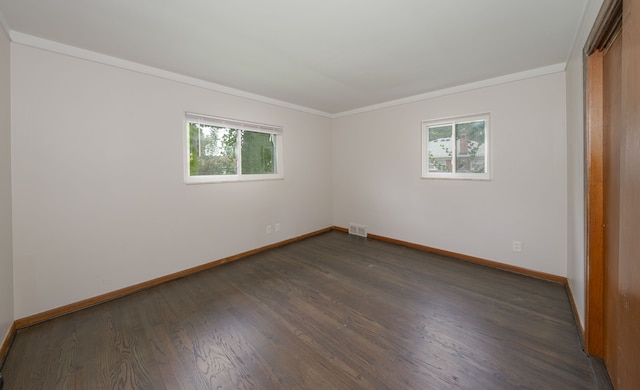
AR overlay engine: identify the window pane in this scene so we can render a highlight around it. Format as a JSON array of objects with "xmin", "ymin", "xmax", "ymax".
[
  {"xmin": 188, "ymin": 123, "xmax": 237, "ymax": 176},
  {"xmin": 455, "ymin": 120, "xmax": 485, "ymax": 173},
  {"xmin": 241, "ymin": 130, "xmax": 277, "ymax": 174},
  {"xmin": 427, "ymin": 125, "xmax": 453, "ymax": 173}
]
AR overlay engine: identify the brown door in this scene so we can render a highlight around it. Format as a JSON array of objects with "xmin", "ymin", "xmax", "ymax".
[
  {"xmin": 602, "ymin": 28, "xmax": 622, "ymax": 387},
  {"xmin": 615, "ymin": 0, "xmax": 640, "ymax": 385},
  {"xmin": 586, "ymin": 0, "xmax": 640, "ymax": 387}
]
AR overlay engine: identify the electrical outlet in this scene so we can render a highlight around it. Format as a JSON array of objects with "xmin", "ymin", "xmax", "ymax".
[
  {"xmin": 512, "ymin": 241, "xmax": 523, "ymax": 252},
  {"xmin": 275, "ymin": 223, "xmax": 280, "ymax": 232},
  {"xmin": 266, "ymin": 225, "xmax": 272, "ymax": 234}
]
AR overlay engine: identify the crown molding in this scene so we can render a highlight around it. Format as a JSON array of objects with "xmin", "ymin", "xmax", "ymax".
[
  {"xmin": 10, "ymin": 31, "xmax": 567, "ymax": 120},
  {"xmin": 0, "ymin": 10, "xmax": 9, "ymax": 39},
  {"xmin": 9, "ymin": 31, "xmax": 333, "ymax": 118},
  {"xmin": 330, "ymin": 63, "xmax": 567, "ymax": 118}
]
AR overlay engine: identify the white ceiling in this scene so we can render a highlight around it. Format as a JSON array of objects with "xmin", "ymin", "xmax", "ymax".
[{"xmin": 0, "ymin": 0, "xmax": 590, "ymax": 115}]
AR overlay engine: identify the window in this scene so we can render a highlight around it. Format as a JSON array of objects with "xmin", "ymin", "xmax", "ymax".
[
  {"xmin": 421, "ymin": 114, "xmax": 490, "ymax": 180},
  {"xmin": 185, "ymin": 113, "xmax": 283, "ymax": 183}
]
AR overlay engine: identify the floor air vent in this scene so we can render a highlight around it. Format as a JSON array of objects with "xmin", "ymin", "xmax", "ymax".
[{"xmin": 348, "ymin": 223, "xmax": 368, "ymax": 238}]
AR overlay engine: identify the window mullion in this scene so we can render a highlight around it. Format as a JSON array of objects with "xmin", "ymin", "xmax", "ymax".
[
  {"xmin": 236, "ymin": 130, "xmax": 242, "ymax": 175},
  {"xmin": 451, "ymin": 122, "xmax": 457, "ymax": 174},
  {"xmin": 198, "ymin": 125, "xmax": 202, "ymax": 157}
]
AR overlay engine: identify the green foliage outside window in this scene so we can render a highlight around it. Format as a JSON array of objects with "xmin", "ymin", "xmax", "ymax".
[
  {"xmin": 188, "ymin": 122, "xmax": 277, "ymax": 177},
  {"xmin": 241, "ymin": 131, "xmax": 276, "ymax": 174},
  {"xmin": 189, "ymin": 123, "xmax": 237, "ymax": 176}
]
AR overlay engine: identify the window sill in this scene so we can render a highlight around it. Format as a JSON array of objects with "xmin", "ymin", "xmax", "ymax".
[{"xmin": 185, "ymin": 175, "xmax": 284, "ymax": 184}]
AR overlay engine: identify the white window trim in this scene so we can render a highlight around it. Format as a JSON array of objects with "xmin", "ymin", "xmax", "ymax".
[
  {"xmin": 184, "ymin": 112, "xmax": 284, "ymax": 184},
  {"xmin": 421, "ymin": 113, "xmax": 490, "ymax": 180}
]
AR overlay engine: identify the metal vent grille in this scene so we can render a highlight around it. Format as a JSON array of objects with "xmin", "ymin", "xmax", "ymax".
[{"xmin": 348, "ymin": 223, "xmax": 368, "ymax": 238}]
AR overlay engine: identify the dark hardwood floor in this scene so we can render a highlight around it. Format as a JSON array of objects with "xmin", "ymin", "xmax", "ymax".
[{"xmin": 2, "ymin": 231, "xmax": 600, "ymax": 389}]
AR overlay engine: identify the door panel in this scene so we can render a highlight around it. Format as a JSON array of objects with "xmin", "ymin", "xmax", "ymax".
[
  {"xmin": 598, "ymin": 0, "xmax": 640, "ymax": 387},
  {"xmin": 602, "ymin": 31, "xmax": 621, "ymax": 385},
  {"xmin": 615, "ymin": 0, "xmax": 640, "ymax": 386}
]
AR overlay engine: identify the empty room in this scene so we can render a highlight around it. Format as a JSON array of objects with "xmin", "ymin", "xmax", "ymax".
[{"xmin": 0, "ymin": 0, "xmax": 638, "ymax": 388}]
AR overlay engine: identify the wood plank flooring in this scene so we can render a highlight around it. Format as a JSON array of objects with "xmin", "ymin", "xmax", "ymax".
[{"xmin": 1, "ymin": 231, "xmax": 599, "ymax": 389}]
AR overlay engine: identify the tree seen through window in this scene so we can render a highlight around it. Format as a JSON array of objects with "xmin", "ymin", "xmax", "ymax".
[{"xmin": 189, "ymin": 123, "xmax": 277, "ymax": 177}]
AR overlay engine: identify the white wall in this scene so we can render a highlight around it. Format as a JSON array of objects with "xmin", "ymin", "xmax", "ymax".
[
  {"xmin": 565, "ymin": 0, "xmax": 603, "ymax": 328},
  {"xmin": 10, "ymin": 44, "xmax": 333, "ymax": 319},
  {"xmin": 0, "ymin": 26, "xmax": 14, "ymax": 342},
  {"xmin": 333, "ymin": 73, "xmax": 568, "ymax": 276}
]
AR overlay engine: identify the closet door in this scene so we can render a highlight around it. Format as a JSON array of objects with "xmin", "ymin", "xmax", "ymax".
[
  {"xmin": 586, "ymin": 0, "xmax": 640, "ymax": 387},
  {"xmin": 602, "ymin": 25, "xmax": 621, "ymax": 388}
]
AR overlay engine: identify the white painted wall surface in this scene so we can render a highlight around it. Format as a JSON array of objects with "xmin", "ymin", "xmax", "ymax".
[
  {"xmin": 333, "ymin": 73, "xmax": 568, "ymax": 276},
  {"xmin": 10, "ymin": 44, "xmax": 333, "ymax": 319},
  {"xmin": 565, "ymin": 0, "xmax": 603, "ymax": 328},
  {"xmin": 0, "ymin": 26, "xmax": 14, "ymax": 342}
]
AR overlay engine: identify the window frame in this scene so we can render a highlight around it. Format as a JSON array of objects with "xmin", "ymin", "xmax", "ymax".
[
  {"xmin": 184, "ymin": 112, "xmax": 284, "ymax": 184},
  {"xmin": 421, "ymin": 113, "xmax": 490, "ymax": 180}
]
